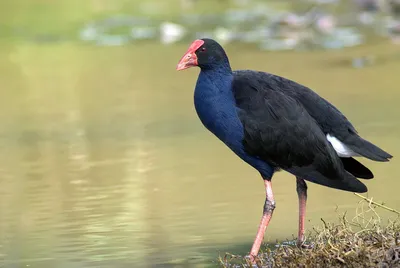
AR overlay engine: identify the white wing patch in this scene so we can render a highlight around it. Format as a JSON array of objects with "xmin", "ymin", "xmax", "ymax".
[{"xmin": 326, "ymin": 134, "xmax": 358, "ymax": 157}]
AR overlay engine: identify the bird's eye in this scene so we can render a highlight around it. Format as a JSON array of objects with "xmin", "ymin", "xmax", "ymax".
[{"xmin": 200, "ymin": 47, "xmax": 206, "ymax": 52}]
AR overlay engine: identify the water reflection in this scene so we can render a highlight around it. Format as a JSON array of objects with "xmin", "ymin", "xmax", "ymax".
[{"xmin": 0, "ymin": 43, "xmax": 399, "ymax": 267}]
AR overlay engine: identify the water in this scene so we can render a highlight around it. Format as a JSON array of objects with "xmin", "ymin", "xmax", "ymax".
[{"xmin": 0, "ymin": 42, "xmax": 399, "ymax": 267}]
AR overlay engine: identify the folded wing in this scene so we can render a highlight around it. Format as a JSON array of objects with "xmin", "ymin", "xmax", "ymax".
[{"xmin": 232, "ymin": 71, "xmax": 367, "ymax": 193}]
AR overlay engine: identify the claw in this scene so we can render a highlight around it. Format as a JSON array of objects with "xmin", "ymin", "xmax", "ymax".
[
  {"xmin": 245, "ymin": 254, "xmax": 261, "ymax": 267},
  {"xmin": 245, "ymin": 254, "xmax": 256, "ymax": 264},
  {"xmin": 298, "ymin": 241, "xmax": 314, "ymax": 249}
]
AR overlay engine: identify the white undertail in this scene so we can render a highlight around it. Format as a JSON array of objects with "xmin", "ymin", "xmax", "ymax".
[{"xmin": 326, "ymin": 134, "xmax": 358, "ymax": 157}]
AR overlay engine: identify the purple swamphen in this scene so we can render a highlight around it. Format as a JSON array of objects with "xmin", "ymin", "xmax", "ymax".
[{"xmin": 176, "ymin": 38, "xmax": 392, "ymax": 262}]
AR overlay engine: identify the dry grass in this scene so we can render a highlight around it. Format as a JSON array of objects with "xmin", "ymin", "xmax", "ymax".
[{"xmin": 219, "ymin": 194, "xmax": 400, "ymax": 268}]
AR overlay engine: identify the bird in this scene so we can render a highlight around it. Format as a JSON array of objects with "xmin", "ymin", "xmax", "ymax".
[{"xmin": 176, "ymin": 38, "xmax": 392, "ymax": 263}]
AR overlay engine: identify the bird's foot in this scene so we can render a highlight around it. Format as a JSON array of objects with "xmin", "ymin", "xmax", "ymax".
[
  {"xmin": 297, "ymin": 241, "xmax": 313, "ymax": 249},
  {"xmin": 244, "ymin": 254, "xmax": 258, "ymax": 266},
  {"xmin": 245, "ymin": 254, "xmax": 268, "ymax": 268}
]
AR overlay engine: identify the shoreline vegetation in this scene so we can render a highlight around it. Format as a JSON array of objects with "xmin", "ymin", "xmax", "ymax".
[{"xmin": 220, "ymin": 194, "xmax": 400, "ymax": 268}]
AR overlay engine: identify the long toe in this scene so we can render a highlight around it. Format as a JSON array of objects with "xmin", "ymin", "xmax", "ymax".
[
  {"xmin": 245, "ymin": 254, "xmax": 261, "ymax": 267},
  {"xmin": 297, "ymin": 241, "xmax": 314, "ymax": 249}
]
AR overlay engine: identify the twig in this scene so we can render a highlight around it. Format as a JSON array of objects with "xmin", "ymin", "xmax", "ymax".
[{"xmin": 354, "ymin": 193, "xmax": 400, "ymax": 215}]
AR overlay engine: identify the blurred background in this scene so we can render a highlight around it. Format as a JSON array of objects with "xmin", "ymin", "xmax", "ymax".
[{"xmin": 0, "ymin": 0, "xmax": 399, "ymax": 267}]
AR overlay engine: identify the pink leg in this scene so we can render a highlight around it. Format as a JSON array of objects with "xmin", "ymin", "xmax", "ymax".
[
  {"xmin": 249, "ymin": 179, "xmax": 275, "ymax": 263},
  {"xmin": 296, "ymin": 177, "xmax": 308, "ymax": 247}
]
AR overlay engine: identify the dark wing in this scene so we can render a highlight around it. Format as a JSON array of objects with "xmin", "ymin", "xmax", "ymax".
[
  {"xmin": 232, "ymin": 72, "xmax": 367, "ymax": 193},
  {"xmin": 234, "ymin": 70, "xmax": 392, "ymax": 162}
]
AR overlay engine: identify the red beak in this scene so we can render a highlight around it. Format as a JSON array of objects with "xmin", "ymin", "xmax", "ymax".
[{"xmin": 176, "ymin": 39, "xmax": 204, "ymax": 71}]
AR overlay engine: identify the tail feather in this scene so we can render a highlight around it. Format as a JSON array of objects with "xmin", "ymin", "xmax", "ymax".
[
  {"xmin": 287, "ymin": 166, "xmax": 367, "ymax": 193},
  {"xmin": 340, "ymin": 157, "xmax": 373, "ymax": 179},
  {"xmin": 346, "ymin": 136, "xmax": 392, "ymax": 162}
]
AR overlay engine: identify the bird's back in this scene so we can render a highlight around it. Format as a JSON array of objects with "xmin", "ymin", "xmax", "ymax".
[
  {"xmin": 233, "ymin": 70, "xmax": 356, "ymax": 135},
  {"xmin": 232, "ymin": 70, "xmax": 392, "ymax": 162}
]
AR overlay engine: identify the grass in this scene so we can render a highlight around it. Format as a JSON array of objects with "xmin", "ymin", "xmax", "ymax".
[{"xmin": 219, "ymin": 194, "xmax": 400, "ymax": 268}]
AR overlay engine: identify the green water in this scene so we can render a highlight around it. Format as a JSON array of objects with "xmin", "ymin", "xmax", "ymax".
[
  {"xmin": 0, "ymin": 2, "xmax": 400, "ymax": 266},
  {"xmin": 0, "ymin": 41, "xmax": 399, "ymax": 267}
]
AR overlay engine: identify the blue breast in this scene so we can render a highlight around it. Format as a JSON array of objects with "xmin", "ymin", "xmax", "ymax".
[{"xmin": 193, "ymin": 70, "xmax": 274, "ymax": 179}]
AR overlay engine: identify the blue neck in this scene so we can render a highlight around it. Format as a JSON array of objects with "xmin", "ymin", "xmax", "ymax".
[{"xmin": 196, "ymin": 65, "xmax": 233, "ymax": 93}]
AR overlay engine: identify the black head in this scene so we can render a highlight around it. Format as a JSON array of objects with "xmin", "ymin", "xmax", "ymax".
[{"xmin": 176, "ymin": 38, "xmax": 230, "ymax": 71}]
